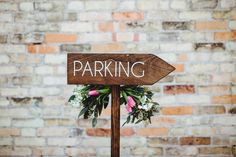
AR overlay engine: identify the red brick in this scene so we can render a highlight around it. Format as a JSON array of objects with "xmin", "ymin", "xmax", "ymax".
[
  {"xmin": 45, "ymin": 33, "xmax": 77, "ymax": 43},
  {"xmin": 196, "ymin": 21, "xmax": 227, "ymax": 30},
  {"xmin": 92, "ymin": 43, "xmax": 124, "ymax": 52},
  {"xmin": 0, "ymin": 128, "xmax": 20, "ymax": 136},
  {"xmin": 164, "ymin": 85, "xmax": 195, "ymax": 95},
  {"xmin": 212, "ymin": 95, "xmax": 236, "ymax": 104},
  {"xmin": 180, "ymin": 137, "xmax": 211, "ymax": 145},
  {"xmin": 151, "ymin": 117, "xmax": 176, "ymax": 125},
  {"xmin": 98, "ymin": 22, "xmax": 114, "ymax": 32},
  {"xmin": 86, "ymin": 128, "xmax": 134, "ymax": 137},
  {"xmin": 112, "ymin": 12, "xmax": 144, "ymax": 21},
  {"xmin": 28, "ymin": 44, "xmax": 59, "ymax": 54},
  {"xmin": 214, "ymin": 31, "xmax": 236, "ymax": 41},
  {"xmin": 137, "ymin": 128, "xmax": 169, "ymax": 136},
  {"xmin": 161, "ymin": 106, "xmax": 193, "ymax": 115},
  {"xmin": 173, "ymin": 64, "xmax": 184, "ymax": 72}
]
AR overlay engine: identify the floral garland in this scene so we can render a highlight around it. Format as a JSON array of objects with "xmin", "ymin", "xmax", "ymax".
[{"xmin": 69, "ymin": 85, "xmax": 159, "ymax": 127}]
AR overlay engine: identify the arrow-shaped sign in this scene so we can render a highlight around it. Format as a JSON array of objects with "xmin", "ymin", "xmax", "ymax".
[{"xmin": 67, "ymin": 53, "xmax": 175, "ymax": 85}]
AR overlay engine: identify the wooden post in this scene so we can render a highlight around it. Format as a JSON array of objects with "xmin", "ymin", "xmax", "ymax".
[{"xmin": 111, "ymin": 85, "xmax": 120, "ymax": 157}]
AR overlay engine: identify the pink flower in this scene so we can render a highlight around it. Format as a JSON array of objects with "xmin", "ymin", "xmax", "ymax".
[
  {"xmin": 88, "ymin": 90, "xmax": 99, "ymax": 96},
  {"xmin": 126, "ymin": 105, "xmax": 132, "ymax": 113},
  {"xmin": 127, "ymin": 96, "xmax": 136, "ymax": 107},
  {"xmin": 126, "ymin": 96, "xmax": 136, "ymax": 113}
]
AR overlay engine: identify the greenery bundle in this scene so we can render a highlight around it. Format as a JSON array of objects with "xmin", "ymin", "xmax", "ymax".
[{"xmin": 69, "ymin": 85, "xmax": 159, "ymax": 127}]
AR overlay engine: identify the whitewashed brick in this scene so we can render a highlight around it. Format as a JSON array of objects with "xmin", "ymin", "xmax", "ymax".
[
  {"xmin": 0, "ymin": 138, "xmax": 12, "ymax": 145},
  {"xmin": 0, "ymin": 13, "xmax": 13, "ymax": 22},
  {"xmin": 213, "ymin": 117, "xmax": 236, "ymax": 125},
  {"xmin": 176, "ymin": 74, "xmax": 210, "ymax": 83},
  {"xmin": 169, "ymin": 128, "xmax": 185, "ymax": 136},
  {"xmin": 0, "ymin": 44, "xmax": 26, "ymax": 53},
  {"xmin": 177, "ymin": 95, "xmax": 210, "ymax": 104},
  {"xmin": 21, "ymin": 128, "xmax": 36, "ymax": 136},
  {"xmin": 160, "ymin": 43, "xmax": 193, "ymax": 52},
  {"xmin": 48, "ymin": 138, "xmax": 78, "ymax": 146},
  {"xmin": 0, "ymin": 118, "xmax": 11, "ymax": 127},
  {"xmin": 85, "ymin": 1, "xmax": 117, "ymax": 10},
  {"xmin": 13, "ymin": 119, "xmax": 44, "ymax": 127},
  {"xmin": 220, "ymin": 63, "xmax": 234, "ymax": 72},
  {"xmin": 0, "ymin": 147, "xmax": 31, "ymax": 156},
  {"xmin": 80, "ymin": 138, "xmax": 110, "ymax": 147},
  {"xmin": 220, "ymin": 0, "xmax": 235, "ymax": 8},
  {"xmin": 43, "ymin": 96, "xmax": 66, "ymax": 106},
  {"xmin": 55, "ymin": 66, "xmax": 66, "ymax": 75},
  {"xmin": 187, "ymin": 64, "xmax": 218, "ymax": 73},
  {"xmin": 119, "ymin": 1, "xmax": 135, "ymax": 10},
  {"xmin": 44, "ymin": 54, "xmax": 66, "ymax": 64},
  {"xmin": 61, "ymin": 22, "xmax": 93, "ymax": 32},
  {"xmin": 220, "ymin": 126, "xmax": 236, "ymax": 135},
  {"xmin": 33, "ymin": 147, "xmax": 65, "ymax": 156},
  {"xmin": 121, "ymin": 137, "xmax": 146, "ymax": 147},
  {"xmin": 137, "ymin": 0, "xmax": 159, "ymax": 10},
  {"xmin": 0, "ymin": 2, "xmax": 17, "ymax": 11},
  {"xmin": 0, "ymin": 55, "xmax": 10, "ymax": 64},
  {"xmin": 0, "ymin": 98, "xmax": 9, "ymax": 107},
  {"xmin": 116, "ymin": 33, "xmax": 134, "ymax": 42},
  {"xmin": 159, "ymin": 0, "xmax": 169, "ymax": 10},
  {"xmin": 19, "ymin": 2, "xmax": 34, "ymax": 11},
  {"xmin": 35, "ymin": 66, "xmax": 54, "ymax": 75},
  {"xmin": 154, "ymin": 95, "xmax": 176, "ymax": 105},
  {"xmin": 0, "ymin": 88, "xmax": 28, "ymax": 97},
  {"xmin": 29, "ymin": 87, "xmax": 61, "ymax": 96},
  {"xmin": 43, "ymin": 107, "xmax": 62, "ymax": 117},
  {"xmin": 0, "ymin": 108, "xmax": 30, "ymax": 118},
  {"xmin": 229, "ymin": 21, "xmax": 236, "ymax": 30},
  {"xmin": 212, "ymin": 73, "xmax": 232, "ymax": 83},
  {"xmin": 15, "ymin": 137, "xmax": 46, "ymax": 146},
  {"xmin": 0, "ymin": 66, "xmax": 17, "ymax": 75},
  {"xmin": 79, "ymin": 12, "xmax": 112, "ymax": 21},
  {"xmin": 166, "ymin": 146, "xmax": 198, "ymax": 156},
  {"xmin": 37, "ymin": 128, "xmax": 69, "ymax": 136},
  {"xmin": 157, "ymin": 53, "xmax": 177, "ymax": 62},
  {"xmin": 67, "ymin": 1, "xmax": 84, "ymax": 11},
  {"xmin": 43, "ymin": 76, "xmax": 67, "ymax": 85},
  {"xmin": 188, "ymin": 53, "xmax": 211, "ymax": 62},
  {"xmin": 19, "ymin": 66, "xmax": 34, "ymax": 74},
  {"xmin": 186, "ymin": 126, "xmax": 215, "ymax": 136},
  {"xmin": 179, "ymin": 11, "xmax": 212, "ymax": 20},
  {"xmin": 212, "ymin": 52, "xmax": 232, "ymax": 62},
  {"xmin": 79, "ymin": 33, "xmax": 112, "ymax": 43},
  {"xmin": 226, "ymin": 42, "xmax": 236, "ymax": 51},
  {"xmin": 147, "ymin": 11, "xmax": 179, "ymax": 20},
  {"xmin": 171, "ymin": 0, "xmax": 187, "ymax": 10}
]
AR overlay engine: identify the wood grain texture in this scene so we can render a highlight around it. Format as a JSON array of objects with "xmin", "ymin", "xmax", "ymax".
[
  {"xmin": 67, "ymin": 53, "xmax": 175, "ymax": 85},
  {"xmin": 111, "ymin": 85, "xmax": 120, "ymax": 157}
]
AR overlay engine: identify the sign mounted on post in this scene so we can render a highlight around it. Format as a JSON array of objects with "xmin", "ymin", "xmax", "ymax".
[
  {"xmin": 67, "ymin": 53, "xmax": 175, "ymax": 157},
  {"xmin": 67, "ymin": 53, "xmax": 175, "ymax": 85}
]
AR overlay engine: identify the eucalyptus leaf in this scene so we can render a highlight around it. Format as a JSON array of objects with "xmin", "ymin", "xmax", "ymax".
[{"xmin": 68, "ymin": 95, "xmax": 76, "ymax": 102}]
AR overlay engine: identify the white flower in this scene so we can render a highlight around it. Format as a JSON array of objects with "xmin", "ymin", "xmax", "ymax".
[
  {"xmin": 69, "ymin": 98, "xmax": 81, "ymax": 107},
  {"xmin": 140, "ymin": 96, "xmax": 147, "ymax": 104},
  {"xmin": 138, "ymin": 102, "xmax": 154, "ymax": 111}
]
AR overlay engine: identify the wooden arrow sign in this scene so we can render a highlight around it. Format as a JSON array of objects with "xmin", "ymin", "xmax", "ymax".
[{"xmin": 67, "ymin": 53, "xmax": 175, "ymax": 85}]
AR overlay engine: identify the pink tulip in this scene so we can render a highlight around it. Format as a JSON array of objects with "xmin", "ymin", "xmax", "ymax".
[
  {"xmin": 88, "ymin": 90, "xmax": 99, "ymax": 96},
  {"xmin": 127, "ymin": 96, "xmax": 136, "ymax": 107},
  {"xmin": 126, "ymin": 96, "xmax": 136, "ymax": 112},
  {"xmin": 126, "ymin": 105, "xmax": 132, "ymax": 113}
]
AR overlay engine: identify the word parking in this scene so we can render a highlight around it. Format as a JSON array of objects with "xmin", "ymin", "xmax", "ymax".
[{"xmin": 73, "ymin": 60, "xmax": 145, "ymax": 78}]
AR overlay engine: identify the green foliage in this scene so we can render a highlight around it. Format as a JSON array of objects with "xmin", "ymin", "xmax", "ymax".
[{"xmin": 69, "ymin": 85, "xmax": 160, "ymax": 127}]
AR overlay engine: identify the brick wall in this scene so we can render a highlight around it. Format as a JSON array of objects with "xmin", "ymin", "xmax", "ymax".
[{"xmin": 0, "ymin": 0, "xmax": 236, "ymax": 156}]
